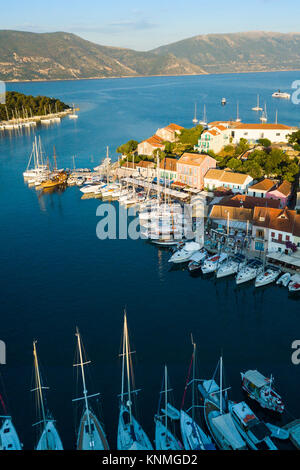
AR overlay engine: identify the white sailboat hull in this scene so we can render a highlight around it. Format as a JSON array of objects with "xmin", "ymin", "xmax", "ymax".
[
  {"xmin": 180, "ymin": 410, "xmax": 215, "ymax": 450},
  {"xmin": 77, "ymin": 409, "xmax": 109, "ymax": 450},
  {"xmin": 117, "ymin": 405, "xmax": 153, "ymax": 451},
  {"xmin": 155, "ymin": 419, "xmax": 182, "ymax": 450},
  {"xmin": 0, "ymin": 418, "xmax": 22, "ymax": 450},
  {"xmin": 36, "ymin": 421, "xmax": 63, "ymax": 450}
]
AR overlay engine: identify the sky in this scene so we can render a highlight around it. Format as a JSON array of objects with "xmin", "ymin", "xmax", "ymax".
[{"xmin": 0, "ymin": 0, "xmax": 300, "ymax": 50}]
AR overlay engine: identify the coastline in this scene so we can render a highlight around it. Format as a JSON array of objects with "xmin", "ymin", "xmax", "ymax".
[{"xmin": 4, "ymin": 67, "xmax": 300, "ymax": 84}]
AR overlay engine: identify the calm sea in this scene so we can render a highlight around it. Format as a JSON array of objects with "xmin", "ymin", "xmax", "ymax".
[{"xmin": 1, "ymin": 72, "xmax": 300, "ymax": 449}]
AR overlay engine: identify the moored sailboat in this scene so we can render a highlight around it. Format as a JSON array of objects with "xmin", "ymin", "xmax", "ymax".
[
  {"xmin": 154, "ymin": 366, "xmax": 183, "ymax": 450},
  {"xmin": 0, "ymin": 393, "xmax": 22, "ymax": 450},
  {"xmin": 32, "ymin": 341, "xmax": 63, "ymax": 450},
  {"xmin": 180, "ymin": 339, "xmax": 216, "ymax": 450},
  {"xmin": 73, "ymin": 328, "xmax": 109, "ymax": 450},
  {"xmin": 117, "ymin": 312, "xmax": 153, "ymax": 450},
  {"xmin": 198, "ymin": 356, "xmax": 247, "ymax": 450}
]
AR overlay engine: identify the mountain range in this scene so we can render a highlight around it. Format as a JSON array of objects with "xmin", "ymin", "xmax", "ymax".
[{"xmin": 1, "ymin": 30, "xmax": 300, "ymax": 81}]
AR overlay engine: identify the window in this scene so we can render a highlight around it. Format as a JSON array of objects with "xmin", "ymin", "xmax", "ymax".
[
  {"xmin": 276, "ymin": 133, "xmax": 280, "ymax": 136},
  {"xmin": 286, "ymin": 235, "xmax": 290, "ymax": 241},
  {"xmin": 271, "ymin": 232, "xmax": 275, "ymax": 238}
]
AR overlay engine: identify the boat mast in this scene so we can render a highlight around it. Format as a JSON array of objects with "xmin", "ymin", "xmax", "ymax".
[
  {"xmin": 164, "ymin": 365, "xmax": 168, "ymax": 431},
  {"xmin": 219, "ymin": 355, "xmax": 223, "ymax": 415},
  {"xmin": 33, "ymin": 341, "xmax": 47, "ymax": 428},
  {"xmin": 124, "ymin": 312, "xmax": 132, "ymax": 423},
  {"xmin": 75, "ymin": 328, "xmax": 93, "ymax": 443},
  {"xmin": 191, "ymin": 337, "xmax": 196, "ymax": 423}
]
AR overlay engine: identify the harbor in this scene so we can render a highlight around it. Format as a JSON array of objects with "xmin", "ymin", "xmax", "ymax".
[{"xmin": 1, "ymin": 72, "xmax": 300, "ymax": 451}]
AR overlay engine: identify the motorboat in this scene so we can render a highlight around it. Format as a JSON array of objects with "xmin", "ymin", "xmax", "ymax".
[
  {"xmin": 188, "ymin": 248, "xmax": 208, "ymax": 272},
  {"xmin": 255, "ymin": 265, "xmax": 281, "ymax": 287},
  {"xmin": 241, "ymin": 370, "xmax": 284, "ymax": 413},
  {"xmin": 198, "ymin": 358, "xmax": 247, "ymax": 451},
  {"xmin": 80, "ymin": 184, "xmax": 104, "ymax": 194},
  {"xmin": 228, "ymin": 401, "xmax": 277, "ymax": 450},
  {"xmin": 216, "ymin": 254, "xmax": 246, "ymax": 279},
  {"xmin": 276, "ymin": 272, "xmax": 291, "ymax": 287},
  {"xmin": 101, "ymin": 184, "xmax": 120, "ymax": 197},
  {"xmin": 201, "ymin": 252, "xmax": 228, "ymax": 274},
  {"xmin": 168, "ymin": 242, "xmax": 201, "ymax": 264},
  {"xmin": 236, "ymin": 258, "xmax": 263, "ymax": 285},
  {"xmin": 221, "ymin": 98, "xmax": 227, "ymax": 105},
  {"xmin": 272, "ymin": 90, "xmax": 291, "ymax": 99},
  {"xmin": 288, "ymin": 274, "xmax": 300, "ymax": 293}
]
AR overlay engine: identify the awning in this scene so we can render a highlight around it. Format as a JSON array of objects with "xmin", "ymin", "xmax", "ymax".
[{"xmin": 267, "ymin": 252, "xmax": 300, "ymax": 268}]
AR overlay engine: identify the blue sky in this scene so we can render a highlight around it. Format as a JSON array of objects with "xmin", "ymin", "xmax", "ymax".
[{"xmin": 1, "ymin": 0, "xmax": 300, "ymax": 50}]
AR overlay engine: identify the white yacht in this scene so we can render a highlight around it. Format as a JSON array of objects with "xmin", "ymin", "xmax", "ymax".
[
  {"xmin": 80, "ymin": 184, "xmax": 104, "ymax": 194},
  {"xmin": 236, "ymin": 259, "xmax": 263, "ymax": 285},
  {"xmin": 255, "ymin": 265, "xmax": 281, "ymax": 287},
  {"xmin": 272, "ymin": 90, "xmax": 291, "ymax": 99},
  {"xmin": 101, "ymin": 184, "xmax": 120, "ymax": 197},
  {"xmin": 201, "ymin": 252, "xmax": 228, "ymax": 274},
  {"xmin": 276, "ymin": 272, "xmax": 291, "ymax": 287},
  {"xmin": 228, "ymin": 401, "xmax": 277, "ymax": 450},
  {"xmin": 216, "ymin": 254, "xmax": 246, "ymax": 279},
  {"xmin": 188, "ymin": 248, "xmax": 208, "ymax": 272},
  {"xmin": 168, "ymin": 242, "xmax": 201, "ymax": 264},
  {"xmin": 288, "ymin": 274, "xmax": 300, "ymax": 293}
]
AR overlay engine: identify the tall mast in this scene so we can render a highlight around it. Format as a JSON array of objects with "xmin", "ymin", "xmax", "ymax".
[
  {"xmin": 124, "ymin": 312, "xmax": 132, "ymax": 423},
  {"xmin": 191, "ymin": 338, "xmax": 196, "ymax": 422},
  {"xmin": 164, "ymin": 365, "xmax": 168, "ymax": 431},
  {"xmin": 33, "ymin": 341, "xmax": 47, "ymax": 427},
  {"xmin": 75, "ymin": 328, "xmax": 93, "ymax": 445},
  {"xmin": 219, "ymin": 355, "xmax": 223, "ymax": 415}
]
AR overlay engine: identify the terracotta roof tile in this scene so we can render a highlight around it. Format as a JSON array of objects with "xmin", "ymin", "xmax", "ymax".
[
  {"xmin": 248, "ymin": 179, "xmax": 276, "ymax": 192},
  {"xmin": 178, "ymin": 152, "xmax": 211, "ymax": 167},
  {"xmin": 205, "ymin": 169, "xmax": 251, "ymax": 185},
  {"xmin": 209, "ymin": 205, "xmax": 253, "ymax": 222},
  {"xmin": 159, "ymin": 158, "xmax": 177, "ymax": 172},
  {"xmin": 253, "ymin": 207, "xmax": 300, "ymax": 236},
  {"xmin": 217, "ymin": 194, "xmax": 281, "ymax": 209}
]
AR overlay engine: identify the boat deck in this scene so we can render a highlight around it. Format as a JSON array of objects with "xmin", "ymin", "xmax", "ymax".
[{"xmin": 283, "ymin": 420, "xmax": 300, "ymax": 449}]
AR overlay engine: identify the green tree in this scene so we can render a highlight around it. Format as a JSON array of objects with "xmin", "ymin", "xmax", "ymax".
[{"xmin": 257, "ymin": 138, "xmax": 271, "ymax": 148}]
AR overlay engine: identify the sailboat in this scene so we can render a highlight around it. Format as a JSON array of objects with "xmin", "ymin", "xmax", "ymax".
[
  {"xmin": 235, "ymin": 102, "xmax": 241, "ymax": 122},
  {"xmin": 32, "ymin": 341, "xmax": 63, "ymax": 450},
  {"xmin": 73, "ymin": 328, "xmax": 109, "ymax": 450},
  {"xmin": 180, "ymin": 339, "xmax": 216, "ymax": 450},
  {"xmin": 154, "ymin": 366, "xmax": 183, "ymax": 450},
  {"xmin": 0, "ymin": 394, "xmax": 22, "ymax": 450},
  {"xmin": 252, "ymin": 95, "xmax": 262, "ymax": 112},
  {"xmin": 260, "ymin": 103, "xmax": 268, "ymax": 122},
  {"xmin": 23, "ymin": 137, "xmax": 49, "ymax": 179},
  {"xmin": 117, "ymin": 312, "xmax": 153, "ymax": 450},
  {"xmin": 198, "ymin": 105, "xmax": 207, "ymax": 127},
  {"xmin": 192, "ymin": 103, "xmax": 198, "ymax": 124},
  {"xmin": 199, "ymin": 357, "xmax": 247, "ymax": 450}
]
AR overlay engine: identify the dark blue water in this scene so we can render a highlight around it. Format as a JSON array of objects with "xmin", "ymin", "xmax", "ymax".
[{"xmin": 1, "ymin": 72, "xmax": 300, "ymax": 449}]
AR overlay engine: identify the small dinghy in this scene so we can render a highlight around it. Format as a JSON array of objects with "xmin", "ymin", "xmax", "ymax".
[
  {"xmin": 265, "ymin": 423, "xmax": 289, "ymax": 440},
  {"xmin": 276, "ymin": 273, "xmax": 291, "ymax": 287}
]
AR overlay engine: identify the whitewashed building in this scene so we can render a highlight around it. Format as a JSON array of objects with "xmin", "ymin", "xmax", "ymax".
[
  {"xmin": 204, "ymin": 169, "xmax": 253, "ymax": 193},
  {"xmin": 195, "ymin": 125, "xmax": 230, "ymax": 154},
  {"xmin": 230, "ymin": 123, "xmax": 297, "ymax": 144}
]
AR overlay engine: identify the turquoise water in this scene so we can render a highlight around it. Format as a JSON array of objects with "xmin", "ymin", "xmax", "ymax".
[{"xmin": 1, "ymin": 72, "xmax": 300, "ymax": 449}]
